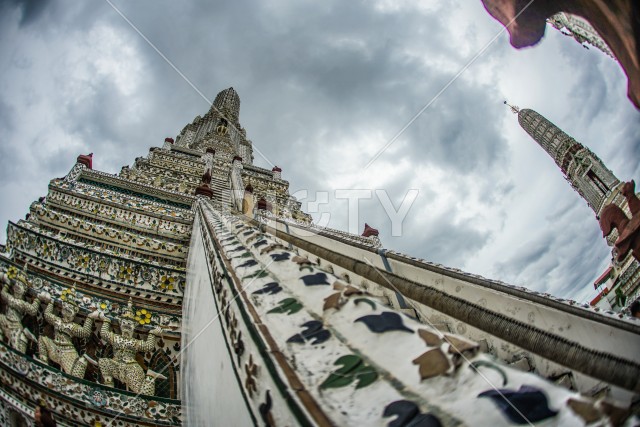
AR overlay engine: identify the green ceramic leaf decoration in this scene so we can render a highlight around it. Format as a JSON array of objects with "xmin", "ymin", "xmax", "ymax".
[
  {"xmin": 353, "ymin": 297, "xmax": 377, "ymax": 311},
  {"xmin": 321, "ymin": 355, "xmax": 360, "ymax": 389},
  {"xmin": 355, "ymin": 369, "xmax": 378, "ymax": 389},
  {"xmin": 321, "ymin": 371, "xmax": 354, "ymax": 389},
  {"xmin": 320, "ymin": 355, "xmax": 378, "ymax": 390},
  {"xmin": 243, "ymin": 270, "xmax": 269, "ymax": 280},
  {"xmin": 267, "ymin": 298, "xmax": 302, "ymax": 315}
]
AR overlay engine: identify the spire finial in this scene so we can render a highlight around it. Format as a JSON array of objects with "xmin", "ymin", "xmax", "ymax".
[{"xmin": 504, "ymin": 100, "xmax": 520, "ymax": 114}]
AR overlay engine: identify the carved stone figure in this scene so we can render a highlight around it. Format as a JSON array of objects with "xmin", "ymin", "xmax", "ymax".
[
  {"xmin": 37, "ymin": 286, "xmax": 96, "ymax": 378},
  {"xmin": 0, "ymin": 265, "xmax": 39, "ymax": 352},
  {"xmin": 98, "ymin": 298, "xmax": 165, "ymax": 395}
]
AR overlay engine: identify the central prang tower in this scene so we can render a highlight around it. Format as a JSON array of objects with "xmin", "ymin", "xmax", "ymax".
[{"xmin": 174, "ymin": 87, "xmax": 254, "ymax": 162}]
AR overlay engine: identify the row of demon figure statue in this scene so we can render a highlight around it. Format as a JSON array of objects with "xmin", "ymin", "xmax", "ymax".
[{"xmin": 0, "ymin": 264, "xmax": 166, "ymax": 395}]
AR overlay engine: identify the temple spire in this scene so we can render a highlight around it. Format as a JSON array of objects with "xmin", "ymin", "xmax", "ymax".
[
  {"xmin": 212, "ymin": 87, "xmax": 241, "ymax": 124},
  {"xmin": 503, "ymin": 100, "xmax": 519, "ymax": 114},
  {"xmin": 513, "ymin": 106, "xmax": 621, "ymax": 215}
]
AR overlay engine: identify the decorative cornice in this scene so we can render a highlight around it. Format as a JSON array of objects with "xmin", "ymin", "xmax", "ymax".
[
  {"xmin": 45, "ymin": 188, "xmax": 193, "ymax": 236},
  {"xmin": 81, "ymin": 170, "xmax": 195, "ymax": 208},
  {"xmin": 170, "ymin": 145, "xmax": 206, "ymax": 158},
  {"xmin": 7, "ymin": 222, "xmax": 185, "ymax": 298},
  {"xmin": 28, "ymin": 207, "xmax": 188, "ymax": 261},
  {"xmin": 0, "ymin": 256, "xmax": 182, "ymax": 321}
]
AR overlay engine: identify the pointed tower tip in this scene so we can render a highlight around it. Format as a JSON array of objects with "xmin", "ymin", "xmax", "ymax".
[
  {"xmin": 504, "ymin": 100, "xmax": 520, "ymax": 114},
  {"xmin": 212, "ymin": 86, "xmax": 241, "ymax": 122}
]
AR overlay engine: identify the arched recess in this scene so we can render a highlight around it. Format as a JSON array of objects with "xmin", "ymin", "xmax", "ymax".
[
  {"xmin": 150, "ymin": 350, "xmax": 176, "ymax": 399},
  {"xmin": 7, "ymin": 408, "xmax": 29, "ymax": 427}
]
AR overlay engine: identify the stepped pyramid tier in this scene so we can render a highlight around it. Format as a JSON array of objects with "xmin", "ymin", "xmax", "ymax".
[
  {"xmin": 509, "ymin": 103, "xmax": 640, "ymax": 312},
  {"xmin": 0, "ymin": 88, "xmax": 639, "ymax": 426}
]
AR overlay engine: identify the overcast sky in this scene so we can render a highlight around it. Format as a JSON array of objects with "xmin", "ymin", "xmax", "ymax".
[{"xmin": 1, "ymin": 0, "xmax": 639, "ymax": 304}]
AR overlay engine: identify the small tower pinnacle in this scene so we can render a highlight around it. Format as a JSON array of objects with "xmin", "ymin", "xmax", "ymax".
[
  {"xmin": 212, "ymin": 87, "xmax": 241, "ymax": 124},
  {"xmin": 504, "ymin": 100, "xmax": 520, "ymax": 114}
]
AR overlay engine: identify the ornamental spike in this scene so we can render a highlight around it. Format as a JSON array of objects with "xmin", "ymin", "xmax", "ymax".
[{"xmin": 504, "ymin": 100, "xmax": 520, "ymax": 114}]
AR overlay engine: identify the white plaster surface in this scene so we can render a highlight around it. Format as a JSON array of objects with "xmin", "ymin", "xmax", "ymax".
[{"xmin": 181, "ymin": 214, "xmax": 253, "ymax": 427}]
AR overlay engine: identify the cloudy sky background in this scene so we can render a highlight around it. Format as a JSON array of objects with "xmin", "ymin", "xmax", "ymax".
[{"xmin": 0, "ymin": 0, "xmax": 638, "ymax": 304}]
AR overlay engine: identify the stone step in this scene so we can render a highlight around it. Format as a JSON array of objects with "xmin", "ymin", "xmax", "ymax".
[{"xmin": 209, "ymin": 176, "xmax": 231, "ymax": 207}]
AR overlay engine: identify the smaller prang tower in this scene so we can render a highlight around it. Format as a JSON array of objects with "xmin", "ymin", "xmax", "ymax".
[
  {"xmin": 507, "ymin": 102, "xmax": 640, "ymax": 308},
  {"xmin": 507, "ymin": 103, "xmax": 622, "ymax": 216}
]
